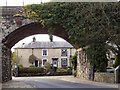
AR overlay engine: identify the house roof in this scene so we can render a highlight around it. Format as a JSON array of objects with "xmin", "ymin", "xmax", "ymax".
[{"xmin": 15, "ymin": 41, "xmax": 73, "ymax": 49}]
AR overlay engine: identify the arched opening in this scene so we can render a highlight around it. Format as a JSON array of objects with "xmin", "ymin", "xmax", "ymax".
[
  {"xmin": 11, "ymin": 34, "xmax": 76, "ymax": 78},
  {"xmin": 3, "ymin": 22, "xmax": 70, "ymax": 48},
  {"xmin": 1, "ymin": 22, "xmax": 75, "ymax": 82}
]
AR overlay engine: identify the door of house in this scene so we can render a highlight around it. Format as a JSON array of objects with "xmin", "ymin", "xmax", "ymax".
[
  {"xmin": 52, "ymin": 58, "xmax": 58, "ymax": 67},
  {"xmin": 35, "ymin": 60, "xmax": 38, "ymax": 67}
]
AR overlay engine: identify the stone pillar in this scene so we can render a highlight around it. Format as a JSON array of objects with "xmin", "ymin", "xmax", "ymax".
[
  {"xmin": 2, "ymin": 45, "xmax": 12, "ymax": 82},
  {"xmin": 0, "ymin": 28, "xmax": 2, "ymax": 86},
  {"xmin": 76, "ymin": 48, "xmax": 91, "ymax": 80}
]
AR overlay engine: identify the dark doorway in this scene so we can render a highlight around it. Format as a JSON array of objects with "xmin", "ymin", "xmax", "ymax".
[{"xmin": 35, "ymin": 60, "xmax": 38, "ymax": 67}]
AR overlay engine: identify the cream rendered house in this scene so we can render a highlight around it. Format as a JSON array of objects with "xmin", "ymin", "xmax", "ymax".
[{"xmin": 14, "ymin": 37, "xmax": 76, "ymax": 68}]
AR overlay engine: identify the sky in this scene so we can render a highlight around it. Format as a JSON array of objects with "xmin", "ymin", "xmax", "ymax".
[
  {"xmin": 0, "ymin": 0, "xmax": 50, "ymax": 6},
  {"xmin": 0, "ymin": 0, "xmax": 119, "ymax": 6}
]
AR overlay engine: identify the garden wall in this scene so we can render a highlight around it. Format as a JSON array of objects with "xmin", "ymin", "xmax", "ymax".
[
  {"xmin": 76, "ymin": 48, "xmax": 115, "ymax": 83},
  {"xmin": 94, "ymin": 72, "xmax": 115, "ymax": 83}
]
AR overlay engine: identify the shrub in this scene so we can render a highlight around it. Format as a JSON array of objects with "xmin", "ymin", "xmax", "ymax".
[
  {"xmin": 113, "ymin": 55, "xmax": 120, "ymax": 68},
  {"xmin": 29, "ymin": 54, "xmax": 37, "ymax": 64},
  {"xmin": 19, "ymin": 67, "xmax": 44, "ymax": 73},
  {"xmin": 29, "ymin": 65, "xmax": 36, "ymax": 67},
  {"xmin": 56, "ymin": 68, "xmax": 72, "ymax": 75},
  {"xmin": 43, "ymin": 62, "xmax": 51, "ymax": 73},
  {"xmin": 70, "ymin": 53, "xmax": 77, "ymax": 70}
]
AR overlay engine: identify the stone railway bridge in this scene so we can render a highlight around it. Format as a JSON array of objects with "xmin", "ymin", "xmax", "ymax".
[{"xmin": 0, "ymin": 18, "xmax": 91, "ymax": 83}]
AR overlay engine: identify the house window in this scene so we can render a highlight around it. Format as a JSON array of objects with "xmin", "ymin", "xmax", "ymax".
[
  {"xmin": 42, "ymin": 59, "xmax": 47, "ymax": 66},
  {"xmin": 42, "ymin": 49, "xmax": 48, "ymax": 56},
  {"xmin": 61, "ymin": 58, "xmax": 67, "ymax": 68},
  {"xmin": 61, "ymin": 49, "xmax": 67, "ymax": 56}
]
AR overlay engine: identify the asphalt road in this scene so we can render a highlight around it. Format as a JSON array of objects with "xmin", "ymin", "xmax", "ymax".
[
  {"xmin": 3, "ymin": 76, "xmax": 118, "ymax": 90},
  {"xmin": 21, "ymin": 77, "xmax": 118, "ymax": 89}
]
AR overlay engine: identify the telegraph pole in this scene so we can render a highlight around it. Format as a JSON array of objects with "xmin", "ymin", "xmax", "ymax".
[
  {"xmin": 6, "ymin": 0, "xmax": 7, "ymax": 6},
  {"xmin": 41, "ymin": 0, "xmax": 42, "ymax": 4},
  {"xmin": 23, "ymin": 0, "xmax": 24, "ymax": 6}
]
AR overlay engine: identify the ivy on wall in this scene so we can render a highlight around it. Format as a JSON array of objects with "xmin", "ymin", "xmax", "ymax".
[{"xmin": 24, "ymin": 2, "xmax": 120, "ymax": 72}]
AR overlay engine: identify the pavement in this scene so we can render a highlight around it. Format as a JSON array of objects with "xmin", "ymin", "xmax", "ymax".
[
  {"xmin": 56, "ymin": 76, "xmax": 119, "ymax": 88},
  {"xmin": 2, "ymin": 76, "xmax": 119, "ymax": 89}
]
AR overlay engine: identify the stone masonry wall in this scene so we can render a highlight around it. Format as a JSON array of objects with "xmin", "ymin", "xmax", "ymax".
[
  {"xmin": 2, "ymin": 45, "xmax": 12, "ymax": 82},
  {"xmin": 76, "ymin": 48, "xmax": 92, "ymax": 80},
  {"xmin": 76, "ymin": 48, "xmax": 115, "ymax": 83},
  {"xmin": 94, "ymin": 72, "xmax": 115, "ymax": 83},
  {"xmin": 0, "ymin": 29, "xmax": 2, "ymax": 83}
]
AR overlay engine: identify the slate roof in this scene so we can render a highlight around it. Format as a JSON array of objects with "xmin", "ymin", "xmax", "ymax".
[{"xmin": 16, "ymin": 41, "xmax": 73, "ymax": 49}]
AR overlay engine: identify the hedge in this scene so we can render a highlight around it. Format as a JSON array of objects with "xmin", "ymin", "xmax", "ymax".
[
  {"xmin": 18, "ymin": 67, "xmax": 44, "ymax": 73},
  {"xmin": 14, "ymin": 67, "xmax": 72, "ymax": 77}
]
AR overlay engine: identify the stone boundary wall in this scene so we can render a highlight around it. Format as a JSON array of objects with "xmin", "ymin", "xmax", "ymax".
[
  {"xmin": 94, "ymin": 72, "xmax": 115, "ymax": 83},
  {"xmin": 76, "ymin": 48, "xmax": 115, "ymax": 83}
]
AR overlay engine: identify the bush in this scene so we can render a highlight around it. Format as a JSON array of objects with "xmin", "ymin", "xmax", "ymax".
[
  {"xmin": 17, "ymin": 67, "xmax": 72, "ymax": 76},
  {"xmin": 70, "ymin": 53, "xmax": 77, "ymax": 70},
  {"xmin": 18, "ymin": 67, "xmax": 44, "ymax": 73},
  {"xmin": 29, "ymin": 65, "xmax": 36, "ymax": 67},
  {"xmin": 43, "ymin": 62, "xmax": 51, "ymax": 73},
  {"xmin": 113, "ymin": 55, "xmax": 120, "ymax": 68},
  {"xmin": 56, "ymin": 68, "xmax": 72, "ymax": 75}
]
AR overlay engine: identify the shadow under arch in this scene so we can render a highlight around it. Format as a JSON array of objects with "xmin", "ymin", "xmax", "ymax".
[{"xmin": 2, "ymin": 22, "xmax": 70, "ymax": 48}]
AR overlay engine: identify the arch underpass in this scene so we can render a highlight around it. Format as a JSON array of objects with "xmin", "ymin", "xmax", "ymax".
[
  {"xmin": 0, "ymin": 19, "xmax": 91, "ymax": 83},
  {"xmin": 0, "ymin": 21, "xmax": 71, "ymax": 82},
  {"xmin": 3, "ymin": 22, "xmax": 69, "ymax": 48}
]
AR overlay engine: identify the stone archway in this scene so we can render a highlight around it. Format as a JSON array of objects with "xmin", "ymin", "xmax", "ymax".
[
  {"xmin": 3, "ymin": 22, "xmax": 69, "ymax": 48},
  {"xmin": 0, "ymin": 20, "xmax": 92, "ymax": 83},
  {"xmin": 0, "ymin": 21, "xmax": 70, "ymax": 82}
]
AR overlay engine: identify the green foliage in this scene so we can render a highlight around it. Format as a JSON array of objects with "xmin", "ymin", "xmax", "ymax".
[
  {"xmin": 70, "ymin": 53, "xmax": 77, "ymax": 70},
  {"xmin": 57, "ymin": 68, "xmax": 68, "ymax": 73},
  {"xmin": 86, "ymin": 42, "xmax": 108, "ymax": 72},
  {"xmin": 113, "ymin": 55, "xmax": 120, "ymax": 68},
  {"xmin": 56, "ymin": 68, "xmax": 72, "ymax": 75},
  {"xmin": 24, "ymin": 3, "xmax": 119, "ymax": 48},
  {"xmin": 24, "ymin": 2, "xmax": 119, "ymax": 72},
  {"xmin": 29, "ymin": 65, "xmax": 36, "ymax": 67},
  {"xmin": 19, "ymin": 67, "xmax": 44, "ymax": 73},
  {"xmin": 43, "ymin": 62, "xmax": 51, "ymax": 72},
  {"xmin": 29, "ymin": 54, "xmax": 37, "ymax": 64}
]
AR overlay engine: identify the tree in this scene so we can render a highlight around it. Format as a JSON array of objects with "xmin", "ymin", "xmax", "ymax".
[
  {"xmin": 70, "ymin": 53, "xmax": 77, "ymax": 71},
  {"xmin": 24, "ymin": 2, "xmax": 119, "ymax": 72},
  {"xmin": 29, "ymin": 54, "xmax": 37, "ymax": 64}
]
